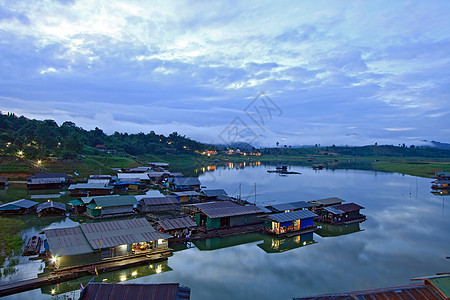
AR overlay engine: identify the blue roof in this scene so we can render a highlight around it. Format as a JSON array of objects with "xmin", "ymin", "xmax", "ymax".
[
  {"xmin": 267, "ymin": 210, "xmax": 317, "ymax": 223},
  {"xmin": 0, "ymin": 199, "xmax": 38, "ymax": 210},
  {"xmin": 267, "ymin": 201, "xmax": 313, "ymax": 212}
]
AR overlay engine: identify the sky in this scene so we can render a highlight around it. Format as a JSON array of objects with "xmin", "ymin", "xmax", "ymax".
[{"xmin": 0, "ymin": 0, "xmax": 449, "ymax": 147}]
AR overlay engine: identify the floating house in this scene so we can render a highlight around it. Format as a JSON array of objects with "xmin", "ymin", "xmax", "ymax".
[
  {"xmin": 69, "ymin": 195, "xmax": 116, "ymax": 214},
  {"xmin": 0, "ymin": 199, "xmax": 38, "ymax": 214},
  {"xmin": 68, "ymin": 183, "xmax": 113, "ymax": 197},
  {"xmin": 158, "ymin": 216, "xmax": 198, "ymax": 237},
  {"xmin": 171, "ymin": 191, "xmax": 201, "ymax": 203},
  {"xmin": 112, "ymin": 178, "xmax": 146, "ymax": 192},
  {"xmin": 294, "ymin": 274, "xmax": 450, "ymax": 300},
  {"xmin": 79, "ymin": 282, "xmax": 190, "ymax": 300},
  {"xmin": 191, "ymin": 201, "xmax": 264, "ymax": 229},
  {"xmin": 318, "ymin": 202, "xmax": 366, "ymax": 225},
  {"xmin": 117, "ymin": 172, "xmax": 151, "ymax": 183},
  {"xmin": 435, "ymin": 172, "xmax": 450, "ymax": 180},
  {"xmin": 264, "ymin": 210, "xmax": 317, "ymax": 236},
  {"xmin": 148, "ymin": 162, "xmax": 170, "ymax": 171},
  {"xmin": 36, "ymin": 200, "xmax": 66, "ymax": 217},
  {"xmin": 85, "ymin": 195, "xmax": 138, "ymax": 218},
  {"xmin": 257, "ymin": 232, "xmax": 316, "ymax": 253},
  {"xmin": 201, "ymin": 189, "xmax": 228, "ymax": 201},
  {"xmin": 168, "ymin": 177, "xmax": 201, "ymax": 192},
  {"xmin": 27, "ymin": 173, "xmax": 72, "ymax": 190},
  {"xmin": 137, "ymin": 196, "xmax": 179, "ymax": 213},
  {"xmin": 307, "ymin": 197, "xmax": 345, "ymax": 212},
  {"xmin": 44, "ymin": 218, "xmax": 171, "ymax": 268},
  {"xmin": 266, "ymin": 201, "xmax": 312, "ymax": 213},
  {"xmin": 431, "ymin": 180, "xmax": 450, "ymax": 190}
]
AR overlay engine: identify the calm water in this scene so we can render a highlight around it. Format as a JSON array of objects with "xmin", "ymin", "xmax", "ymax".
[{"xmin": 2, "ymin": 165, "xmax": 449, "ymax": 299}]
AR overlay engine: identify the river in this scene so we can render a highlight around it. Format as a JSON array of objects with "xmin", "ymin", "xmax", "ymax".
[{"xmin": 1, "ymin": 165, "xmax": 449, "ymax": 299}]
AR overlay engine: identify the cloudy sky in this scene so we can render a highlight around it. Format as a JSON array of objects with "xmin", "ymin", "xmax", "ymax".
[{"xmin": 0, "ymin": 0, "xmax": 449, "ymax": 147}]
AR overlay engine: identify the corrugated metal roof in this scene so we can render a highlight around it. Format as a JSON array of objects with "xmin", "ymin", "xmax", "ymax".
[
  {"xmin": 117, "ymin": 173, "xmax": 150, "ymax": 180},
  {"xmin": 141, "ymin": 196, "xmax": 178, "ymax": 206},
  {"xmin": 28, "ymin": 178, "xmax": 64, "ymax": 184},
  {"xmin": 323, "ymin": 206, "xmax": 345, "ymax": 215},
  {"xmin": 172, "ymin": 191, "xmax": 200, "ymax": 197},
  {"xmin": 79, "ymin": 283, "xmax": 183, "ymax": 300},
  {"xmin": 80, "ymin": 218, "xmax": 171, "ymax": 249},
  {"xmin": 266, "ymin": 210, "xmax": 317, "ymax": 223},
  {"xmin": 0, "ymin": 199, "xmax": 38, "ymax": 209},
  {"xmin": 93, "ymin": 195, "xmax": 137, "ymax": 207},
  {"xmin": 170, "ymin": 177, "xmax": 201, "ymax": 186},
  {"xmin": 30, "ymin": 173, "xmax": 71, "ymax": 179},
  {"xmin": 200, "ymin": 203, "xmax": 264, "ymax": 219},
  {"xmin": 147, "ymin": 172, "xmax": 169, "ymax": 177},
  {"xmin": 202, "ymin": 189, "xmax": 228, "ymax": 197},
  {"xmin": 308, "ymin": 197, "xmax": 345, "ymax": 206},
  {"xmin": 412, "ymin": 274, "xmax": 450, "ymax": 299},
  {"xmin": 79, "ymin": 194, "xmax": 120, "ymax": 204},
  {"xmin": 69, "ymin": 183, "xmax": 112, "ymax": 190},
  {"xmin": 189, "ymin": 201, "xmax": 237, "ymax": 210},
  {"xmin": 158, "ymin": 217, "xmax": 198, "ymax": 231},
  {"xmin": 294, "ymin": 283, "xmax": 445, "ymax": 300},
  {"xmin": 268, "ymin": 201, "xmax": 313, "ymax": 212},
  {"xmin": 87, "ymin": 179, "xmax": 111, "ymax": 185},
  {"xmin": 333, "ymin": 203, "xmax": 364, "ymax": 213},
  {"xmin": 44, "ymin": 226, "xmax": 93, "ymax": 256},
  {"xmin": 36, "ymin": 201, "xmax": 66, "ymax": 213},
  {"xmin": 69, "ymin": 199, "xmax": 84, "ymax": 206}
]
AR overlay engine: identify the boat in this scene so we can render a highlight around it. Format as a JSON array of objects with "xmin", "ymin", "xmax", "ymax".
[{"xmin": 22, "ymin": 236, "xmax": 42, "ymax": 256}]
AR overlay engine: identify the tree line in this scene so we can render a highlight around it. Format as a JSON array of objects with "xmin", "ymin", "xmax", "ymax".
[{"xmin": 0, "ymin": 112, "xmax": 213, "ymax": 159}]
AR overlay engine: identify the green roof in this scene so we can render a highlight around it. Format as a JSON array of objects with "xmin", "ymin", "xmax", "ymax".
[
  {"xmin": 69, "ymin": 199, "xmax": 84, "ymax": 206},
  {"xmin": 92, "ymin": 195, "xmax": 137, "ymax": 207},
  {"xmin": 412, "ymin": 274, "xmax": 450, "ymax": 298},
  {"xmin": 86, "ymin": 203, "xmax": 97, "ymax": 209}
]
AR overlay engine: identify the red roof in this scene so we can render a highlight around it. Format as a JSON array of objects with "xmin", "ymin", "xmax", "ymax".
[{"xmin": 333, "ymin": 203, "xmax": 364, "ymax": 213}]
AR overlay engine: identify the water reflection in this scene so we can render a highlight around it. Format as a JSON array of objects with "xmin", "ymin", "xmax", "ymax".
[
  {"xmin": 257, "ymin": 232, "xmax": 316, "ymax": 253},
  {"xmin": 40, "ymin": 260, "xmax": 172, "ymax": 296},
  {"xmin": 315, "ymin": 222, "xmax": 364, "ymax": 238},
  {"xmin": 194, "ymin": 233, "xmax": 264, "ymax": 251}
]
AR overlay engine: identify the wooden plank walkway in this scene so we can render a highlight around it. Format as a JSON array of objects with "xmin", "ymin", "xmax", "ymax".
[{"xmin": 0, "ymin": 252, "xmax": 170, "ymax": 297}]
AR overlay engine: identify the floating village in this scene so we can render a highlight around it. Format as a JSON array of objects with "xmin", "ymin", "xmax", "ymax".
[{"xmin": 0, "ymin": 164, "xmax": 449, "ymax": 299}]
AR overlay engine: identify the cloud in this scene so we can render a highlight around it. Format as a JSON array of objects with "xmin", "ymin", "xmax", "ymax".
[{"xmin": 0, "ymin": 1, "xmax": 449, "ymax": 145}]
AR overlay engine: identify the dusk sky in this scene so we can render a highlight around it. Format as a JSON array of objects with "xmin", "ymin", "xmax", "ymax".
[{"xmin": 1, "ymin": 1, "xmax": 449, "ymax": 147}]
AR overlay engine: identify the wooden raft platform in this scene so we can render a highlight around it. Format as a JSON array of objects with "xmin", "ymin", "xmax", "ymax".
[{"xmin": 0, "ymin": 252, "xmax": 170, "ymax": 297}]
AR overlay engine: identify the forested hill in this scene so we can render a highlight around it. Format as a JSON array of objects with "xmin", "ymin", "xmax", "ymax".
[{"xmin": 0, "ymin": 112, "xmax": 214, "ymax": 159}]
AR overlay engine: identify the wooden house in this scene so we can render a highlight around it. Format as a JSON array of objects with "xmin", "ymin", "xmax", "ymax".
[
  {"xmin": 27, "ymin": 173, "xmax": 72, "ymax": 190},
  {"xmin": 431, "ymin": 180, "xmax": 450, "ymax": 190},
  {"xmin": 435, "ymin": 172, "xmax": 450, "ymax": 180},
  {"xmin": 317, "ymin": 202, "xmax": 366, "ymax": 225},
  {"xmin": 266, "ymin": 201, "xmax": 312, "ymax": 213},
  {"xmin": 112, "ymin": 178, "xmax": 146, "ymax": 192},
  {"xmin": 264, "ymin": 210, "xmax": 317, "ymax": 236},
  {"xmin": 117, "ymin": 173, "xmax": 151, "ymax": 184},
  {"xmin": 171, "ymin": 191, "xmax": 201, "ymax": 203},
  {"xmin": 36, "ymin": 200, "xmax": 66, "ymax": 217},
  {"xmin": 201, "ymin": 189, "xmax": 228, "ymax": 201},
  {"xmin": 191, "ymin": 201, "xmax": 264, "ymax": 229},
  {"xmin": 0, "ymin": 199, "xmax": 38, "ymax": 214},
  {"xmin": 68, "ymin": 183, "xmax": 114, "ymax": 196},
  {"xmin": 137, "ymin": 196, "xmax": 179, "ymax": 213},
  {"xmin": 79, "ymin": 283, "xmax": 190, "ymax": 300},
  {"xmin": 44, "ymin": 218, "xmax": 171, "ymax": 268},
  {"xmin": 168, "ymin": 177, "xmax": 201, "ymax": 192},
  {"xmin": 147, "ymin": 162, "xmax": 170, "ymax": 171},
  {"xmin": 307, "ymin": 197, "xmax": 345, "ymax": 213},
  {"xmin": 85, "ymin": 195, "xmax": 138, "ymax": 218},
  {"xmin": 158, "ymin": 216, "xmax": 198, "ymax": 237}
]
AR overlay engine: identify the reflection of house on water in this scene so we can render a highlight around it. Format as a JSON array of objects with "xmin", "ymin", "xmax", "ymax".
[
  {"xmin": 193, "ymin": 233, "xmax": 264, "ymax": 251},
  {"xmin": 257, "ymin": 232, "xmax": 316, "ymax": 253},
  {"xmin": 41, "ymin": 260, "xmax": 172, "ymax": 296},
  {"xmin": 315, "ymin": 222, "xmax": 364, "ymax": 238}
]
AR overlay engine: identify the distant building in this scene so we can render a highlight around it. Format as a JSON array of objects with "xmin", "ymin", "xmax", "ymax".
[
  {"xmin": 137, "ymin": 196, "xmax": 179, "ymax": 213},
  {"xmin": 27, "ymin": 173, "xmax": 72, "ymax": 190},
  {"xmin": 201, "ymin": 189, "xmax": 228, "ymax": 201},
  {"xmin": 265, "ymin": 201, "xmax": 313, "ymax": 213},
  {"xmin": 317, "ymin": 202, "xmax": 366, "ymax": 225},
  {"xmin": 264, "ymin": 210, "xmax": 317, "ymax": 236},
  {"xmin": 68, "ymin": 183, "xmax": 113, "ymax": 197},
  {"xmin": 168, "ymin": 177, "xmax": 201, "ymax": 192},
  {"xmin": 171, "ymin": 191, "xmax": 201, "ymax": 203}
]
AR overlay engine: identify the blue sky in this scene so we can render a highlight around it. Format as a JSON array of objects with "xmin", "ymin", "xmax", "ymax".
[{"xmin": 0, "ymin": 0, "xmax": 449, "ymax": 147}]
